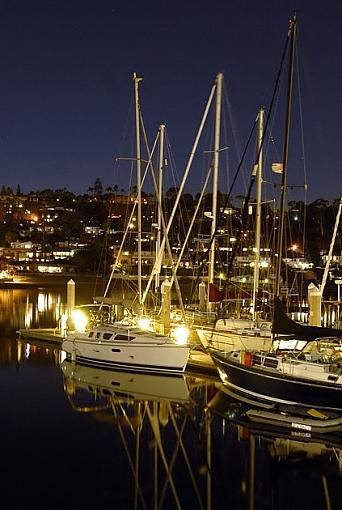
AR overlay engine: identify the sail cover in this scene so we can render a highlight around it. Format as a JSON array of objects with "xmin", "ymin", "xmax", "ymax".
[{"xmin": 272, "ymin": 297, "xmax": 342, "ymax": 340}]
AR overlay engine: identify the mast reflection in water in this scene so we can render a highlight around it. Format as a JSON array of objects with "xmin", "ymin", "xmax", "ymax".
[{"xmin": 1, "ymin": 285, "xmax": 342, "ymax": 509}]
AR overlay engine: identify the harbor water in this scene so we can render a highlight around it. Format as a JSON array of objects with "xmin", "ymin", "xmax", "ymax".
[{"xmin": 1, "ymin": 277, "xmax": 342, "ymax": 509}]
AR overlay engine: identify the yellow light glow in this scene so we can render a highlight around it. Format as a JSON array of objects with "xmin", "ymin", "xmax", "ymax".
[
  {"xmin": 138, "ymin": 317, "xmax": 152, "ymax": 331},
  {"xmin": 37, "ymin": 292, "xmax": 46, "ymax": 313},
  {"xmin": 172, "ymin": 325, "xmax": 189, "ymax": 345},
  {"xmin": 60, "ymin": 313, "xmax": 68, "ymax": 336},
  {"xmin": 71, "ymin": 309, "xmax": 88, "ymax": 333}
]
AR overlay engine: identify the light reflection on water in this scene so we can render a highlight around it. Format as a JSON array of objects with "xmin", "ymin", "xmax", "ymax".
[
  {"xmin": 0, "ymin": 288, "xmax": 64, "ymax": 331},
  {"xmin": 0, "ymin": 278, "xmax": 95, "ymax": 332},
  {"xmin": 0, "ymin": 283, "xmax": 341, "ymax": 509}
]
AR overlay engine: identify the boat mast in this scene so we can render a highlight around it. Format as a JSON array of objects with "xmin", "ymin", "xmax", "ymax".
[
  {"xmin": 142, "ymin": 80, "xmax": 217, "ymax": 304},
  {"xmin": 321, "ymin": 196, "xmax": 342, "ymax": 294},
  {"xmin": 133, "ymin": 72, "xmax": 143, "ymax": 311},
  {"xmin": 274, "ymin": 17, "xmax": 297, "ymax": 297},
  {"xmin": 252, "ymin": 107, "xmax": 264, "ymax": 322},
  {"xmin": 208, "ymin": 72, "xmax": 223, "ymax": 307},
  {"xmin": 155, "ymin": 124, "xmax": 165, "ymax": 291}
]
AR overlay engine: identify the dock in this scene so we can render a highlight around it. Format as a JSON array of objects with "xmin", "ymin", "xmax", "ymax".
[
  {"xmin": 17, "ymin": 328, "xmax": 64, "ymax": 345},
  {"xmin": 16, "ymin": 328, "xmax": 219, "ymax": 378}
]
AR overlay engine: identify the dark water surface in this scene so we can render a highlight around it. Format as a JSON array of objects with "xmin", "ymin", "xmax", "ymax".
[{"xmin": 1, "ymin": 278, "xmax": 342, "ymax": 509}]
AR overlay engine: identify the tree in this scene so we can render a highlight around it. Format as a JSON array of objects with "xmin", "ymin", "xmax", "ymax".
[
  {"xmin": 72, "ymin": 241, "xmax": 103, "ymax": 274},
  {"xmin": 94, "ymin": 178, "xmax": 103, "ymax": 195}
]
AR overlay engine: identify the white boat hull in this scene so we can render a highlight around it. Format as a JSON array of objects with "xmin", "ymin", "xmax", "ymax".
[
  {"xmin": 62, "ymin": 330, "xmax": 190, "ymax": 374},
  {"xmin": 196, "ymin": 327, "xmax": 272, "ymax": 352}
]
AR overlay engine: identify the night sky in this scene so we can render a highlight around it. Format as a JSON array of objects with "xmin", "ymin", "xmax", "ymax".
[{"xmin": 0, "ymin": 0, "xmax": 341, "ymax": 202}]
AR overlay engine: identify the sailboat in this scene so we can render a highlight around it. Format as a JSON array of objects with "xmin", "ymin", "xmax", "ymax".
[
  {"xmin": 208, "ymin": 387, "xmax": 342, "ymax": 504},
  {"xmin": 208, "ymin": 16, "xmax": 342, "ymax": 413},
  {"xmin": 196, "ymin": 103, "xmax": 273, "ymax": 351},
  {"xmin": 62, "ymin": 74, "xmax": 191, "ymax": 374}
]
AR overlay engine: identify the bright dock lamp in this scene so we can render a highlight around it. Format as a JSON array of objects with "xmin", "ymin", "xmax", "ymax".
[
  {"xmin": 138, "ymin": 317, "xmax": 152, "ymax": 331},
  {"xmin": 72, "ymin": 309, "xmax": 88, "ymax": 333},
  {"xmin": 172, "ymin": 325, "xmax": 189, "ymax": 345}
]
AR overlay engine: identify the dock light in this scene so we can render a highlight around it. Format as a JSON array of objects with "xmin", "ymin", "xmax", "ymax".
[
  {"xmin": 72, "ymin": 309, "xmax": 88, "ymax": 333},
  {"xmin": 138, "ymin": 317, "xmax": 152, "ymax": 331},
  {"xmin": 172, "ymin": 325, "xmax": 189, "ymax": 345}
]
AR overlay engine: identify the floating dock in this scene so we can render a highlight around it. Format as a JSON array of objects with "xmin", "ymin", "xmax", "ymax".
[{"xmin": 17, "ymin": 328, "xmax": 64, "ymax": 345}]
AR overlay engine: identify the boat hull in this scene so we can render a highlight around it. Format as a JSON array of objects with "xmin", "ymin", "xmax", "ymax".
[
  {"xmin": 197, "ymin": 328, "xmax": 272, "ymax": 352},
  {"xmin": 62, "ymin": 337, "xmax": 190, "ymax": 374},
  {"xmin": 210, "ymin": 349, "xmax": 342, "ymax": 412}
]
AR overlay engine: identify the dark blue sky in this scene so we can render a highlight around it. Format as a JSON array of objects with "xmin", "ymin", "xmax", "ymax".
[{"xmin": 0, "ymin": 0, "xmax": 341, "ymax": 202}]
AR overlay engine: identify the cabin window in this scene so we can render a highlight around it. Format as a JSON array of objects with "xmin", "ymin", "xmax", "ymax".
[
  {"xmin": 96, "ymin": 332, "xmax": 101, "ymax": 339},
  {"xmin": 115, "ymin": 334, "xmax": 133, "ymax": 341},
  {"xmin": 102, "ymin": 333, "xmax": 113, "ymax": 340},
  {"xmin": 88, "ymin": 331, "xmax": 94, "ymax": 338},
  {"xmin": 253, "ymin": 354, "xmax": 278, "ymax": 369}
]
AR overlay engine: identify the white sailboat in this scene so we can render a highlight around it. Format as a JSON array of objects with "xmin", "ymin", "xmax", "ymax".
[
  {"xmin": 196, "ymin": 106, "xmax": 273, "ymax": 351},
  {"xmin": 62, "ymin": 74, "xmax": 191, "ymax": 374}
]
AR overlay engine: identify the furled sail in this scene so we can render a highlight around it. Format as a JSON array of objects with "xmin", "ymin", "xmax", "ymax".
[{"xmin": 272, "ymin": 297, "xmax": 342, "ymax": 340}]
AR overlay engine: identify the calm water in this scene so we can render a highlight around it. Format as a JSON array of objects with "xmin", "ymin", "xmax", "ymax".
[{"xmin": 1, "ymin": 280, "xmax": 342, "ymax": 509}]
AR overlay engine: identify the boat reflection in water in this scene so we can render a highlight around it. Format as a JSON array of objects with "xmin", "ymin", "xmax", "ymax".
[
  {"xmin": 208, "ymin": 385, "xmax": 342, "ymax": 509},
  {"xmin": 61, "ymin": 360, "xmax": 210, "ymax": 509},
  {"xmin": 59, "ymin": 360, "xmax": 342, "ymax": 509},
  {"xmin": 61, "ymin": 359, "xmax": 191, "ymax": 403}
]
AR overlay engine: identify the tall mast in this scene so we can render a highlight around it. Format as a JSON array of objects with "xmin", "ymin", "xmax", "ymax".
[
  {"xmin": 155, "ymin": 124, "xmax": 165, "ymax": 290},
  {"xmin": 133, "ymin": 72, "xmax": 143, "ymax": 311},
  {"xmin": 252, "ymin": 107, "xmax": 264, "ymax": 322},
  {"xmin": 274, "ymin": 17, "xmax": 297, "ymax": 297},
  {"xmin": 208, "ymin": 72, "xmax": 223, "ymax": 304},
  {"xmin": 321, "ymin": 197, "xmax": 342, "ymax": 294},
  {"xmin": 142, "ymin": 80, "xmax": 217, "ymax": 304}
]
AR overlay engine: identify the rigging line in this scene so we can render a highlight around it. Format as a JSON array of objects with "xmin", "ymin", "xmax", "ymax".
[
  {"xmin": 109, "ymin": 400, "xmax": 148, "ymax": 510},
  {"xmin": 164, "ymin": 129, "xmax": 193, "ymax": 261},
  {"xmin": 275, "ymin": 16, "xmax": 297, "ymax": 297},
  {"xmin": 100, "ymin": 134, "xmax": 160, "ymax": 305},
  {"xmin": 145, "ymin": 404, "xmax": 183, "ymax": 510},
  {"xmin": 165, "ymin": 405, "xmax": 205, "ymax": 510},
  {"xmin": 220, "ymin": 17, "xmax": 296, "ymax": 301},
  {"xmin": 186, "ymin": 119, "xmax": 257, "ymax": 308},
  {"xmin": 139, "ymin": 119, "xmax": 186, "ymax": 316},
  {"xmin": 193, "ymin": 16, "xmax": 295, "ymax": 298},
  {"xmin": 143, "ymin": 81, "xmax": 217, "ymax": 302}
]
